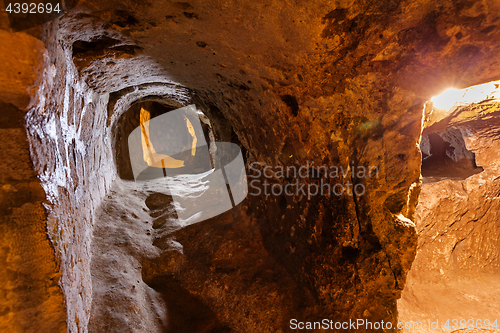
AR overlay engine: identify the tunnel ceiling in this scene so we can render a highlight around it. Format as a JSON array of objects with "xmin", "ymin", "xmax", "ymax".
[
  {"xmin": 76, "ymin": 0, "xmax": 500, "ymax": 95},
  {"xmin": 64, "ymin": 0, "xmax": 500, "ymax": 181}
]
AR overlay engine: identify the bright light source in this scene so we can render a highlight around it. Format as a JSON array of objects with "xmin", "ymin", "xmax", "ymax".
[
  {"xmin": 431, "ymin": 80, "xmax": 500, "ymax": 111},
  {"xmin": 431, "ymin": 88, "xmax": 462, "ymax": 110}
]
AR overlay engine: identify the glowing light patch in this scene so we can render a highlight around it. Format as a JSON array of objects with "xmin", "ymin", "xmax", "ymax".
[
  {"xmin": 184, "ymin": 115, "xmax": 197, "ymax": 156},
  {"xmin": 139, "ymin": 107, "xmax": 185, "ymax": 169},
  {"xmin": 431, "ymin": 80, "xmax": 500, "ymax": 110}
]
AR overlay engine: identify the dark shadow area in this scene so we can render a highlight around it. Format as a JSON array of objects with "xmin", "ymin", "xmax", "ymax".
[
  {"xmin": 141, "ymin": 208, "xmax": 242, "ymax": 333},
  {"xmin": 421, "ymin": 128, "xmax": 483, "ymax": 183},
  {"xmin": 144, "ymin": 276, "xmax": 232, "ymax": 333}
]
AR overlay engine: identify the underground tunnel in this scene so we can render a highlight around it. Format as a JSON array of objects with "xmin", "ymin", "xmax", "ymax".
[
  {"xmin": 399, "ymin": 81, "xmax": 500, "ymax": 332},
  {"xmin": 2, "ymin": 1, "xmax": 500, "ymax": 333}
]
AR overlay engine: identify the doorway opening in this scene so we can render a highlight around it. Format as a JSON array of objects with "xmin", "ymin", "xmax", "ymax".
[
  {"xmin": 398, "ymin": 80, "xmax": 500, "ymax": 332},
  {"xmin": 420, "ymin": 127, "xmax": 483, "ymax": 183}
]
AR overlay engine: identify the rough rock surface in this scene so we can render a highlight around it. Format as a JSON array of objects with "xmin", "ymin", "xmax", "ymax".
[
  {"xmin": 0, "ymin": 14, "xmax": 67, "ymax": 333},
  {"xmin": 399, "ymin": 101, "xmax": 500, "ymax": 332},
  {"xmin": 20, "ymin": 0, "xmax": 500, "ymax": 332}
]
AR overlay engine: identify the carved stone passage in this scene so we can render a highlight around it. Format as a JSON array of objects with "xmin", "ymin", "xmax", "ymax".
[
  {"xmin": 13, "ymin": 0, "xmax": 500, "ymax": 332},
  {"xmin": 399, "ymin": 99, "xmax": 500, "ymax": 332},
  {"xmin": 0, "ymin": 18, "xmax": 67, "ymax": 333}
]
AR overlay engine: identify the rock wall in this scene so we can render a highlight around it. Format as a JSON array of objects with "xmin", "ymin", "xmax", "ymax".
[
  {"xmin": 399, "ymin": 101, "xmax": 500, "ymax": 331},
  {"xmin": 0, "ymin": 15, "xmax": 67, "ymax": 333}
]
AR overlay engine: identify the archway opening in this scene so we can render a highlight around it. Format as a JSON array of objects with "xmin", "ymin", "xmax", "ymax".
[
  {"xmin": 114, "ymin": 100, "xmax": 215, "ymax": 181},
  {"xmin": 420, "ymin": 127, "xmax": 483, "ymax": 182}
]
